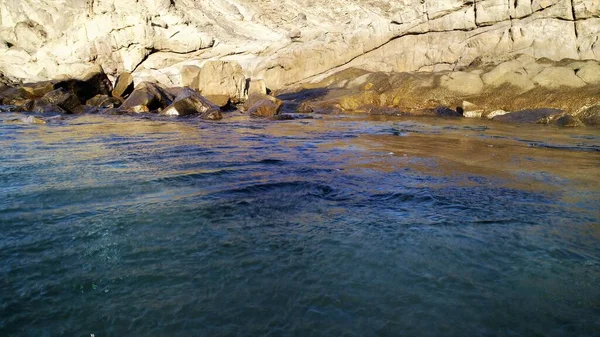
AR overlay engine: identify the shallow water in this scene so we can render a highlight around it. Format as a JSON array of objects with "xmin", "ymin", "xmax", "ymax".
[{"xmin": 1, "ymin": 113, "xmax": 599, "ymax": 337}]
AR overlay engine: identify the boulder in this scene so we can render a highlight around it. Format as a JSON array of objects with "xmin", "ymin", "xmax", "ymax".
[
  {"xmin": 26, "ymin": 100, "xmax": 67, "ymax": 114},
  {"xmin": 21, "ymin": 81, "xmax": 55, "ymax": 98},
  {"xmin": 86, "ymin": 95, "xmax": 122, "ymax": 108},
  {"xmin": 119, "ymin": 82, "xmax": 174, "ymax": 113},
  {"xmin": 181, "ymin": 65, "xmax": 201, "ymax": 88},
  {"xmin": 204, "ymin": 95, "xmax": 231, "ymax": 108},
  {"xmin": 242, "ymin": 93, "xmax": 282, "ymax": 112},
  {"xmin": 248, "ymin": 79, "xmax": 267, "ymax": 96},
  {"xmin": 532, "ymin": 67, "xmax": 587, "ymax": 89},
  {"xmin": 53, "ymin": 66, "xmax": 114, "ymax": 103},
  {"xmin": 41, "ymin": 88, "xmax": 81, "ymax": 113},
  {"xmin": 248, "ymin": 99, "xmax": 283, "ymax": 118},
  {"xmin": 197, "ymin": 61, "xmax": 245, "ymax": 104},
  {"xmin": 493, "ymin": 108, "xmax": 563, "ymax": 124},
  {"xmin": 576, "ymin": 105, "xmax": 600, "ymax": 126},
  {"xmin": 556, "ymin": 115, "xmax": 584, "ymax": 127},
  {"xmin": 296, "ymin": 101, "xmax": 314, "ymax": 113},
  {"xmin": 112, "ymin": 72, "xmax": 134, "ymax": 99},
  {"xmin": 161, "ymin": 87, "xmax": 222, "ymax": 120},
  {"xmin": 0, "ymin": 87, "xmax": 30, "ymax": 105},
  {"xmin": 434, "ymin": 106, "xmax": 462, "ymax": 117}
]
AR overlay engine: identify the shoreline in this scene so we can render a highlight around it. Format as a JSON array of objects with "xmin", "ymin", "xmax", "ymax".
[{"xmin": 2, "ymin": 55, "xmax": 600, "ymax": 128}]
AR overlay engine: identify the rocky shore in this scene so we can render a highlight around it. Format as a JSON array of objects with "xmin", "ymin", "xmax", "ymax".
[{"xmin": 1, "ymin": 55, "xmax": 599, "ymax": 127}]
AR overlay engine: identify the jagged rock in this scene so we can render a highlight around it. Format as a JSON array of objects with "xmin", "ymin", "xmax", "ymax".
[
  {"xmin": 196, "ymin": 61, "xmax": 245, "ymax": 104},
  {"xmin": 119, "ymin": 82, "xmax": 174, "ymax": 113},
  {"xmin": 29, "ymin": 100, "xmax": 68, "ymax": 114},
  {"xmin": 493, "ymin": 108, "xmax": 564, "ymax": 124},
  {"xmin": 248, "ymin": 99, "xmax": 283, "ymax": 117},
  {"xmin": 161, "ymin": 87, "xmax": 222, "ymax": 120},
  {"xmin": 86, "ymin": 95, "xmax": 122, "ymax": 108},
  {"xmin": 532, "ymin": 67, "xmax": 587, "ymax": 89},
  {"xmin": 0, "ymin": 87, "xmax": 30, "ymax": 105},
  {"xmin": 21, "ymin": 81, "xmax": 56, "ymax": 98},
  {"xmin": 41, "ymin": 88, "xmax": 81, "ymax": 113},
  {"xmin": 112, "ymin": 72, "xmax": 134, "ymax": 99}
]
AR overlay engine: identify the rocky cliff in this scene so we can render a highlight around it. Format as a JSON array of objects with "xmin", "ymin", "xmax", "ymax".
[{"xmin": 0, "ymin": 0, "xmax": 598, "ymax": 89}]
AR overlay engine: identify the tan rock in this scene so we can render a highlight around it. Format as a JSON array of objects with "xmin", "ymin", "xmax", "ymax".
[
  {"xmin": 197, "ymin": 61, "xmax": 245, "ymax": 104},
  {"xmin": 440, "ymin": 72, "xmax": 484, "ymax": 95},
  {"xmin": 575, "ymin": 62, "xmax": 600, "ymax": 84},
  {"xmin": 532, "ymin": 67, "xmax": 587, "ymax": 89},
  {"xmin": 112, "ymin": 72, "xmax": 134, "ymax": 99},
  {"xmin": 248, "ymin": 79, "xmax": 267, "ymax": 96},
  {"xmin": 181, "ymin": 66, "xmax": 201, "ymax": 88}
]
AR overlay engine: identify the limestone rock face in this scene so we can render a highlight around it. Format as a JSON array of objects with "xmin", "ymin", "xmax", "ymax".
[{"xmin": 0, "ymin": 0, "xmax": 598, "ymax": 90}]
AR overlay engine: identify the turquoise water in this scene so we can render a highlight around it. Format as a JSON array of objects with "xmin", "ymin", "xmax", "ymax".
[{"xmin": 1, "ymin": 113, "xmax": 599, "ymax": 336}]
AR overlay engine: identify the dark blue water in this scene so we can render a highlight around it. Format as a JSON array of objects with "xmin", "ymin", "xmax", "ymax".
[{"xmin": 1, "ymin": 113, "xmax": 599, "ymax": 337}]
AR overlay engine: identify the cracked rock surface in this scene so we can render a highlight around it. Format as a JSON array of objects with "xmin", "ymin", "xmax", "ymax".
[{"xmin": 0, "ymin": 0, "xmax": 598, "ymax": 89}]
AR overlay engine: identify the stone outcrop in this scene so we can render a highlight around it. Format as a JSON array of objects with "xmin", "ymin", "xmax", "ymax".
[
  {"xmin": 161, "ymin": 87, "xmax": 222, "ymax": 120},
  {"xmin": 0, "ymin": 0, "xmax": 597, "ymax": 90},
  {"xmin": 277, "ymin": 56, "xmax": 600, "ymax": 126}
]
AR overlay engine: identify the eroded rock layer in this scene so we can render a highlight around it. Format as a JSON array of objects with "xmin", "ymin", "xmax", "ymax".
[{"xmin": 0, "ymin": 0, "xmax": 598, "ymax": 89}]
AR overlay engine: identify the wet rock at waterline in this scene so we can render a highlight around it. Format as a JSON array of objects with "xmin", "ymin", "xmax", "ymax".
[
  {"xmin": 493, "ymin": 109, "xmax": 564, "ymax": 124},
  {"xmin": 161, "ymin": 88, "xmax": 222, "ymax": 120},
  {"xmin": 248, "ymin": 99, "xmax": 284, "ymax": 118},
  {"xmin": 119, "ymin": 82, "xmax": 174, "ymax": 113}
]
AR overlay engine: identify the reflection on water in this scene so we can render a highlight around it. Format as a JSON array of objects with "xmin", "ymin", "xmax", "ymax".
[{"xmin": 1, "ymin": 113, "xmax": 599, "ymax": 337}]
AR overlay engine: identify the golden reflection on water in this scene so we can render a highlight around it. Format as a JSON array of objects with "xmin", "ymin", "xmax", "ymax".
[{"xmin": 5, "ymin": 113, "xmax": 600, "ymax": 209}]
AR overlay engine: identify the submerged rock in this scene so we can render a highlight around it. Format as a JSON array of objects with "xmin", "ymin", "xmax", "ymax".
[
  {"xmin": 493, "ymin": 108, "xmax": 564, "ymax": 124},
  {"xmin": 5, "ymin": 115, "xmax": 46, "ymax": 124},
  {"xmin": 161, "ymin": 87, "xmax": 222, "ymax": 120}
]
